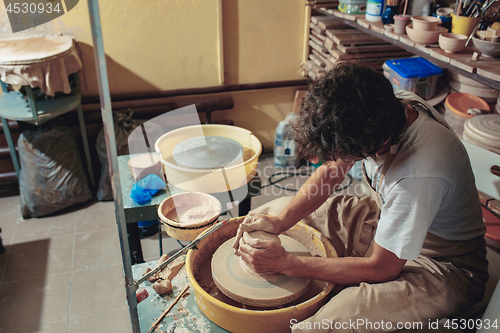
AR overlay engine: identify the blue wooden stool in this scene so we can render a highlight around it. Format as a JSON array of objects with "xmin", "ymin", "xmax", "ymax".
[{"xmin": 0, "ymin": 78, "xmax": 95, "ymax": 189}]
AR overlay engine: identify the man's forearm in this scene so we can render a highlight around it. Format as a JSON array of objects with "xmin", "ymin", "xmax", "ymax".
[{"xmin": 280, "ymin": 242, "xmax": 406, "ymax": 285}]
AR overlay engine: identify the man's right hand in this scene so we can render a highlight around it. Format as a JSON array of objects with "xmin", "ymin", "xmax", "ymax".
[{"xmin": 232, "ymin": 214, "xmax": 278, "ymax": 254}]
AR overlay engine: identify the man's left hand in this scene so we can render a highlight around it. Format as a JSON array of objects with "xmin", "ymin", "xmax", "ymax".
[{"xmin": 237, "ymin": 238, "xmax": 290, "ymax": 275}]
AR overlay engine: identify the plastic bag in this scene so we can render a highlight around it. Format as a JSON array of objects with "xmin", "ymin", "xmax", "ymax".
[
  {"xmin": 96, "ymin": 111, "xmax": 139, "ymax": 201},
  {"xmin": 18, "ymin": 124, "xmax": 92, "ymax": 218},
  {"xmin": 130, "ymin": 174, "xmax": 166, "ymax": 204}
]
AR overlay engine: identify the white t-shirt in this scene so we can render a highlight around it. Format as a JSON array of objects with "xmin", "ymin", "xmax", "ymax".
[{"xmin": 365, "ymin": 92, "xmax": 485, "ymax": 260}]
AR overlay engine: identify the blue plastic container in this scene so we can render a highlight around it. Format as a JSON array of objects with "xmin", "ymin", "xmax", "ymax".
[{"xmin": 382, "ymin": 57, "xmax": 442, "ymax": 99}]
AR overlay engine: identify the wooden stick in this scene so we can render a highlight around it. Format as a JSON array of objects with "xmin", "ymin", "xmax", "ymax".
[
  {"xmin": 148, "ymin": 285, "xmax": 190, "ymax": 333},
  {"xmin": 403, "ymin": 0, "xmax": 409, "ymax": 15}
]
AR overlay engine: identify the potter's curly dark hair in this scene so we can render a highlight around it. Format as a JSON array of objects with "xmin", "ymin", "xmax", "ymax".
[{"xmin": 293, "ymin": 62, "xmax": 407, "ymax": 163}]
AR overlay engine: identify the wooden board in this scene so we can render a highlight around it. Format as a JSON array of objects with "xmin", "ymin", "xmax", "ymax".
[
  {"xmin": 399, "ymin": 34, "xmax": 415, "ymax": 47},
  {"xmin": 358, "ymin": 19, "xmax": 371, "ymax": 29},
  {"xmin": 302, "ymin": 60, "xmax": 326, "ymax": 75},
  {"xmin": 384, "ymin": 30, "xmax": 404, "ymax": 40},
  {"xmin": 328, "ymin": 48, "xmax": 412, "ymax": 60},
  {"xmin": 368, "ymin": 21, "xmax": 386, "ymax": 34},
  {"xmin": 309, "ymin": 40, "xmax": 329, "ymax": 53},
  {"xmin": 309, "ymin": 53, "xmax": 326, "ymax": 67},
  {"xmin": 474, "ymin": 56, "xmax": 500, "ymax": 82},
  {"xmin": 325, "ymin": 28, "xmax": 362, "ymax": 40},
  {"xmin": 414, "ymin": 43, "xmax": 434, "ymax": 54},
  {"xmin": 428, "ymin": 47, "xmax": 454, "ymax": 63},
  {"xmin": 314, "ymin": 3, "xmax": 341, "ymax": 9},
  {"xmin": 324, "ymin": 37, "xmax": 336, "ymax": 51},
  {"xmin": 336, "ymin": 43, "xmax": 403, "ymax": 54},
  {"xmin": 312, "ymin": 49, "xmax": 335, "ymax": 68},
  {"xmin": 343, "ymin": 13, "xmax": 365, "ymax": 21},
  {"xmin": 310, "ymin": 34, "xmax": 324, "ymax": 46},
  {"xmin": 316, "ymin": 16, "xmax": 349, "ymax": 30},
  {"xmin": 448, "ymin": 49, "xmax": 480, "ymax": 73},
  {"xmin": 310, "ymin": 22, "xmax": 326, "ymax": 35},
  {"xmin": 332, "ymin": 33, "xmax": 391, "ymax": 46},
  {"xmin": 311, "ymin": 30, "xmax": 327, "ymax": 42}
]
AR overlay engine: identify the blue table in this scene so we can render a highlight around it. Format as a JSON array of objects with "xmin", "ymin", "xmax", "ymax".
[
  {"xmin": 118, "ymin": 154, "xmax": 261, "ymax": 264},
  {"xmin": 132, "ymin": 259, "xmax": 229, "ymax": 333}
]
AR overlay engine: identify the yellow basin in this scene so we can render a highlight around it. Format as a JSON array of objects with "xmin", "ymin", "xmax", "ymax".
[
  {"xmin": 155, "ymin": 124, "xmax": 262, "ymax": 193},
  {"xmin": 186, "ymin": 217, "xmax": 337, "ymax": 333}
]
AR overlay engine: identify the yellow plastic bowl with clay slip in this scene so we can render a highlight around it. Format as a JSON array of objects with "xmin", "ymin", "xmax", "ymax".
[
  {"xmin": 186, "ymin": 217, "xmax": 338, "ymax": 333},
  {"xmin": 155, "ymin": 124, "xmax": 262, "ymax": 194}
]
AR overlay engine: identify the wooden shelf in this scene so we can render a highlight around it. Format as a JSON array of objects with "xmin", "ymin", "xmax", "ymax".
[{"xmin": 315, "ymin": 8, "xmax": 500, "ymax": 91}]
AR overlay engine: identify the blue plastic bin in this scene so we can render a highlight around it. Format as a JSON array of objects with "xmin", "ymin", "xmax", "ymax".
[{"xmin": 382, "ymin": 57, "xmax": 442, "ymax": 99}]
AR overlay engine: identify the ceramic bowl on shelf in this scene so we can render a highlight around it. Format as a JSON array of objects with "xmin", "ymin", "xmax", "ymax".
[
  {"xmin": 406, "ymin": 24, "xmax": 447, "ymax": 44},
  {"xmin": 439, "ymin": 33, "xmax": 467, "ymax": 53},
  {"xmin": 472, "ymin": 36, "xmax": 500, "ymax": 57},
  {"xmin": 384, "ymin": 24, "xmax": 395, "ymax": 32},
  {"xmin": 411, "ymin": 16, "xmax": 442, "ymax": 31}
]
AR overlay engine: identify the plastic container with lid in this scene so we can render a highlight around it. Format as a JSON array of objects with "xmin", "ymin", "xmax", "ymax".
[
  {"xmin": 338, "ymin": 0, "xmax": 367, "ymax": 14},
  {"xmin": 443, "ymin": 92, "xmax": 490, "ymax": 137},
  {"xmin": 382, "ymin": 57, "xmax": 442, "ymax": 99},
  {"xmin": 462, "ymin": 114, "xmax": 500, "ymax": 154},
  {"xmin": 365, "ymin": 0, "xmax": 384, "ymax": 22}
]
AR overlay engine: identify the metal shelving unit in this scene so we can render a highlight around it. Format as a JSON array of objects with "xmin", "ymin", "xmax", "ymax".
[
  {"xmin": 315, "ymin": 7, "xmax": 500, "ymax": 91},
  {"xmin": 86, "ymin": 1, "xmax": 140, "ymax": 331}
]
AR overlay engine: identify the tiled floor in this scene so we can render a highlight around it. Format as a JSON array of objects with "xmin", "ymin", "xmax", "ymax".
[
  {"xmin": 0, "ymin": 154, "xmax": 368, "ymax": 332},
  {"xmin": 2, "ymin": 153, "xmax": 497, "ymax": 332}
]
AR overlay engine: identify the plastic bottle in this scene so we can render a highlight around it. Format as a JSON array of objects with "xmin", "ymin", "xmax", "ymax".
[
  {"xmin": 274, "ymin": 113, "xmax": 300, "ymax": 168},
  {"xmin": 365, "ymin": 0, "xmax": 384, "ymax": 22}
]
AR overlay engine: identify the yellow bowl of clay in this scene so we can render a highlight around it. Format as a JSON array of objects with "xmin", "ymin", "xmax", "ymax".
[
  {"xmin": 155, "ymin": 124, "xmax": 262, "ymax": 194},
  {"xmin": 157, "ymin": 192, "xmax": 222, "ymax": 241},
  {"xmin": 186, "ymin": 217, "xmax": 338, "ymax": 333}
]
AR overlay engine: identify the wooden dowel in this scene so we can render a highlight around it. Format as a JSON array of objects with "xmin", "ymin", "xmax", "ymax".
[{"xmin": 148, "ymin": 285, "xmax": 190, "ymax": 333}]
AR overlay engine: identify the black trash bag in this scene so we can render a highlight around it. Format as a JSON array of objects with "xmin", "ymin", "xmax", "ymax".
[
  {"xmin": 18, "ymin": 124, "xmax": 92, "ymax": 218},
  {"xmin": 95, "ymin": 111, "xmax": 164, "ymax": 201}
]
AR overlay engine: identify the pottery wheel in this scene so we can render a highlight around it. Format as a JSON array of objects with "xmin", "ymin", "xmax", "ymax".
[
  {"xmin": 172, "ymin": 136, "xmax": 243, "ymax": 169},
  {"xmin": 211, "ymin": 235, "xmax": 312, "ymax": 307}
]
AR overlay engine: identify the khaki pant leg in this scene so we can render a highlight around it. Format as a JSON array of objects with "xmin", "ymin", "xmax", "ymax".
[
  {"xmin": 250, "ymin": 195, "xmax": 380, "ymax": 258},
  {"xmin": 292, "ymin": 257, "xmax": 469, "ymax": 333}
]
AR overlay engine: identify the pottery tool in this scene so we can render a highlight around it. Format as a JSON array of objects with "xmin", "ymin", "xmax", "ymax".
[
  {"xmin": 211, "ymin": 234, "xmax": 312, "ymax": 307},
  {"xmin": 148, "ymin": 285, "xmax": 190, "ymax": 333},
  {"xmin": 135, "ymin": 219, "xmax": 229, "ymax": 286}
]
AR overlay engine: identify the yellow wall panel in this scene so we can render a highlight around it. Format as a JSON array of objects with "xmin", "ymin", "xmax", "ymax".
[
  {"xmin": 223, "ymin": 0, "xmax": 306, "ymax": 85},
  {"xmin": 0, "ymin": 0, "xmax": 223, "ymax": 95}
]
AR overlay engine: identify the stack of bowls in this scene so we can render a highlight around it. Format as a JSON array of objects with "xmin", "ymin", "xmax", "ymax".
[{"xmin": 406, "ymin": 16, "xmax": 447, "ymax": 44}]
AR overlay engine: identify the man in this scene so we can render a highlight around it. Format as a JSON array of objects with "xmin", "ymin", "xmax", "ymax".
[{"xmin": 234, "ymin": 63, "xmax": 488, "ymax": 332}]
